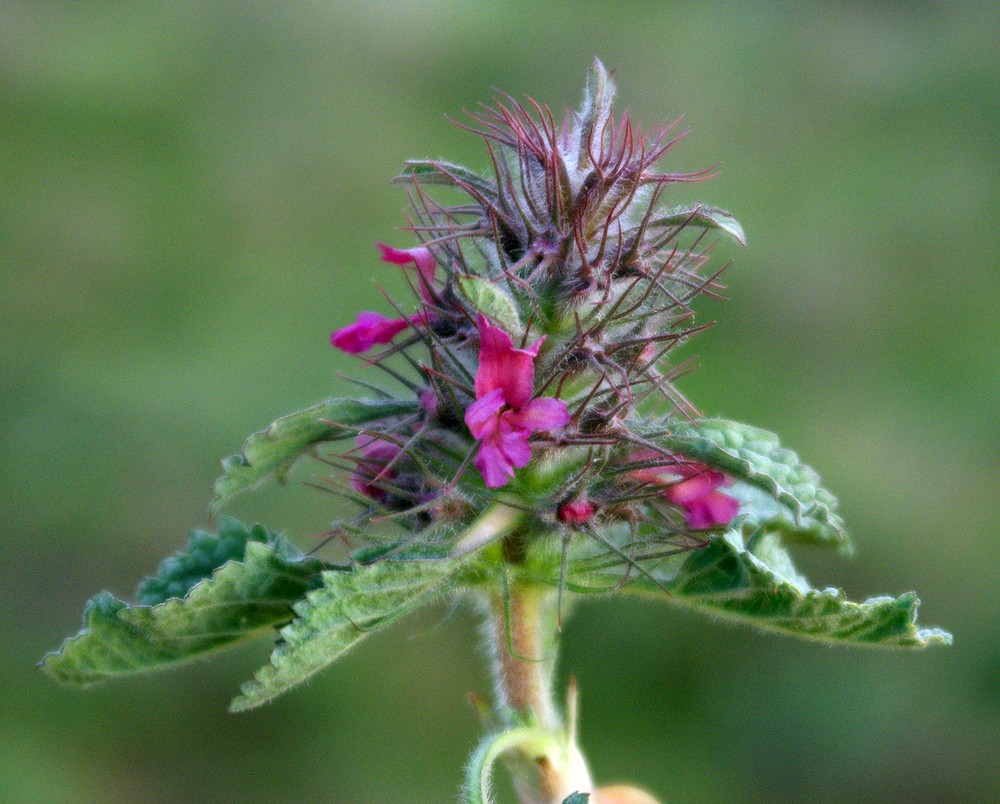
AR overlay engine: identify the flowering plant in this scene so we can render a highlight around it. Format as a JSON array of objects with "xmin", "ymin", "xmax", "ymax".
[{"xmin": 42, "ymin": 61, "xmax": 950, "ymax": 802}]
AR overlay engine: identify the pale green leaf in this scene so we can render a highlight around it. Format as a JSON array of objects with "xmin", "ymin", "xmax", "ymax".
[
  {"xmin": 455, "ymin": 274, "xmax": 523, "ymax": 334},
  {"xmin": 656, "ymin": 418, "xmax": 849, "ymax": 551},
  {"xmin": 212, "ymin": 397, "xmax": 419, "ymax": 511},
  {"xmin": 231, "ymin": 556, "xmax": 468, "ymax": 711},
  {"xmin": 647, "ymin": 204, "xmax": 747, "ymax": 246},
  {"xmin": 577, "ymin": 58, "xmax": 616, "ymax": 170},
  {"xmin": 41, "ymin": 520, "xmax": 323, "ymax": 685}
]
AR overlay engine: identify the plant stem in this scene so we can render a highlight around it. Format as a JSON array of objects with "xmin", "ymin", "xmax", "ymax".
[{"xmin": 485, "ymin": 579, "xmax": 593, "ymax": 803}]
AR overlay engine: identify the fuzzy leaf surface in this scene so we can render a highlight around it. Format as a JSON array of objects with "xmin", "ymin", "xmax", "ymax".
[
  {"xmin": 647, "ymin": 204, "xmax": 747, "ymax": 246},
  {"xmin": 577, "ymin": 530, "xmax": 951, "ymax": 648},
  {"xmin": 212, "ymin": 397, "xmax": 418, "ymax": 510},
  {"xmin": 41, "ymin": 520, "xmax": 323, "ymax": 685},
  {"xmin": 231, "ymin": 556, "xmax": 469, "ymax": 711},
  {"xmin": 455, "ymin": 275, "xmax": 523, "ymax": 334},
  {"xmin": 656, "ymin": 419, "xmax": 849, "ymax": 550},
  {"xmin": 577, "ymin": 58, "xmax": 615, "ymax": 171}
]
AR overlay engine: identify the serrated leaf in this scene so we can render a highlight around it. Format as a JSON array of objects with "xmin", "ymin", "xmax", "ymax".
[
  {"xmin": 647, "ymin": 204, "xmax": 747, "ymax": 246},
  {"xmin": 394, "ymin": 160, "xmax": 499, "ymax": 202},
  {"xmin": 212, "ymin": 396, "xmax": 419, "ymax": 511},
  {"xmin": 41, "ymin": 521, "xmax": 323, "ymax": 685},
  {"xmin": 231, "ymin": 556, "xmax": 468, "ymax": 711},
  {"xmin": 656, "ymin": 419, "xmax": 849, "ymax": 551},
  {"xmin": 608, "ymin": 531, "xmax": 951, "ymax": 648},
  {"xmin": 136, "ymin": 517, "xmax": 273, "ymax": 605},
  {"xmin": 455, "ymin": 274, "xmax": 523, "ymax": 334}
]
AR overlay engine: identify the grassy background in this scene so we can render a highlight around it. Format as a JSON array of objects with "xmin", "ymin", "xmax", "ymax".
[{"xmin": 2, "ymin": 2, "xmax": 997, "ymax": 801}]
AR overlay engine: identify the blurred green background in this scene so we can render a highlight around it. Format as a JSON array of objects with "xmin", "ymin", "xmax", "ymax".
[{"xmin": 3, "ymin": 2, "xmax": 997, "ymax": 802}]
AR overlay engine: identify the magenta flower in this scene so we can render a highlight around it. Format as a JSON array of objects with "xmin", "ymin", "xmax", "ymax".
[
  {"xmin": 464, "ymin": 315, "xmax": 569, "ymax": 488},
  {"xmin": 350, "ymin": 434, "xmax": 401, "ymax": 501},
  {"xmin": 331, "ymin": 311, "xmax": 411, "ymax": 354},
  {"xmin": 629, "ymin": 451, "xmax": 739, "ymax": 530},
  {"xmin": 377, "ymin": 242, "xmax": 437, "ymax": 302},
  {"xmin": 330, "ymin": 244, "xmax": 438, "ymax": 354}
]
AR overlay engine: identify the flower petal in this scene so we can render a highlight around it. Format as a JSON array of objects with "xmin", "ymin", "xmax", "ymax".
[
  {"xmin": 474, "ymin": 315, "xmax": 543, "ymax": 409},
  {"xmin": 377, "ymin": 242, "xmax": 437, "ymax": 302},
  {"xmin": 464, "ymin": 387, "xmax": 505, "ymax": 439},
  {"xmin": 664, "ymin": 470, "xmax": 726, "ymax": 506},
  {"xmin": 474, "ymin": 438, "xmax": 517, "ymax": 488},
  {"xmin": 507, "ymin": 396, "xmax": 569, "ymax": 434},
  {"xmin": 330, "ymin": 311, "xmax": 410, "ymax": 354},
  {"xmin": 680, "ymin": 490, "xmax": 740, "ymax": 530},
  {"xmin": 496, "ymin": 424, "xmax": 532, "ymax": 469}
]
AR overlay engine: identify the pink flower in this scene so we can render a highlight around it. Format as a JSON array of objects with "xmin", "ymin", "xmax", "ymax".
[
  {"xmin": 464, "ymin": 316, "xmax": 569, "ymax": 488},
  {"xmin": 558, "ymin": 498, "xmax": 596, "ymax": 525},
  {"xmin": 350, "ymin": 434, "xmax": 401, "ymax": 501},
  {"xmin": 628, "ymin": 450, "xmax": 739, "ymax": 530},
  {"xmin": 330, "ymin": 244, "xmax": 438, "ymax": 354},
  {"xmin": 331, "ymin": 311, "xmax": 411, "ymax": 354},
  {"xmin": 377, "ymin": 242, "xmax": 437, "ymax": 302}
]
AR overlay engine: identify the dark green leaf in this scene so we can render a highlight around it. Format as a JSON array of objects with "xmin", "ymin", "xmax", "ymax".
[
  {"xmin": 562, "ymin": 794, "xmax": 590, "ymax": 804},
  {"xmin": 393, "ymin": 160, "xmax": 498, "ymax": 202},
  {"xmin": 231, "ymin": 556, "xmax": 469, "ymax": 711},
  {"xmin": 41, "ymin": 520, "xmax": 324, "ymax": 685},
  {"xmin": 657, "ymin": 419, "xmax": 850, "ymax": 551},
  {"xmin": 212, "ymin": 397, "xmax": 419, "ymax": 511}
]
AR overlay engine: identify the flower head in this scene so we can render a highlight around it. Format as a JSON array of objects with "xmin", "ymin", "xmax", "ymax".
[{"xmin": 464, "ymin": 315, "xmax": 569, "ymax": 488}]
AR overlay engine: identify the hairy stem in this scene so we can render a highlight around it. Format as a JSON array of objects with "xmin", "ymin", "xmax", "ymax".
[
  {"xmin": 483, "ymin": 579, "xmax": 593, "ymax": 803},
  {"xmin": 490, "ymin": 583, "xmax": 559, "ymax": 729}
]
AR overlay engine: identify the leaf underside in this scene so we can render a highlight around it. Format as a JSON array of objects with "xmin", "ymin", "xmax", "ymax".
[
  {"xmin": 211, "ymin": 397, "xmax": 419, "ymax": 511},
  {"xmin": 41, "ymin": 519, "xmax": 324, "ymax": 685}
]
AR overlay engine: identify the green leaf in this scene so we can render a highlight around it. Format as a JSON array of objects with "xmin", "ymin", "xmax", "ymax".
[
  {"xmin": 647, "ymin": 204, "xmax": 747, "ymax": 246},
  {"xmin": 393, "ymin": 160, "xmax": 499, "ymax": 202},
  {"xmin": 212, "ymin": 396, "xmax": 419, "ymax": 511},
  {"xmin": 657, "ymin": 418, "xmax": 850, "ymax": 551},
  {"xmin": 231, "ymin": 556, "xmax": 469, "ymax": 711},
  {"xmin": 577, "ymin": 58, "xmax": 616, "ymax": 169},
  {"xmin": 455, "ymin": 274, "xmax": 523, "ymax": 334},
  {"xmin": 561, "ymin": 795, "xmax": 590, "ymax": 804},
  {"xmin": 610, "ymin": 531, "xmax": 952, "ymax": 648},
  {"xmin": 41, "ymin": 520, "xmax": 323, "ymax": 685}
]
